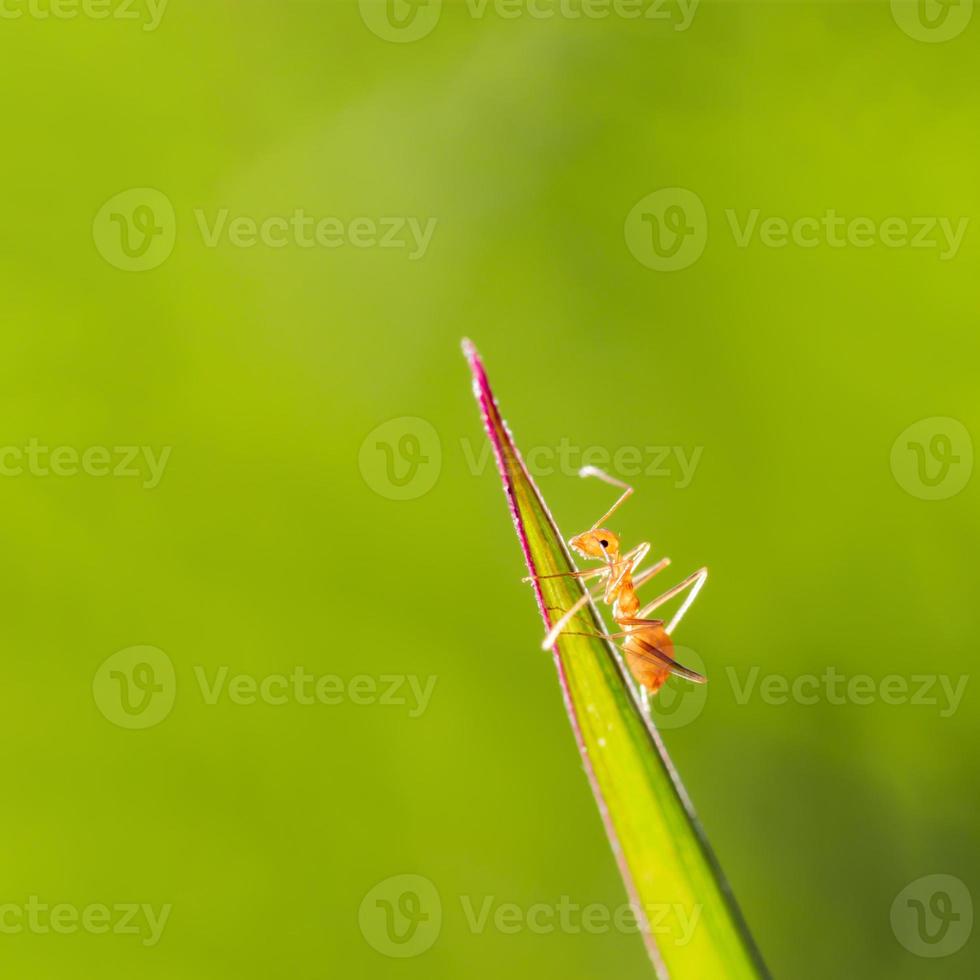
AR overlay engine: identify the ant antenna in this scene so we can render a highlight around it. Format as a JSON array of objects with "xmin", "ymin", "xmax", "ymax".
[{"xmin": 580, "ymin": 467, "xmax": 634, "ymax": 530}]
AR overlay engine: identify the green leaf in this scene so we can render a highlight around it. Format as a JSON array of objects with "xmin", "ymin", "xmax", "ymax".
[{"xmin": 463, "ymin": 340, "xmax": 769, "ymax": 980}]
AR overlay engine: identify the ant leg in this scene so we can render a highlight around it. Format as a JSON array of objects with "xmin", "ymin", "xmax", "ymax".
[
  {"xmin": 552, "ymin": 629, "xmax": 634, "ymax": 641},
  {"xmin": 579, "ymin": 467, "xmax": 634, "ymax": 530},
  {"xmin": 543, "ymin": 578, "xmax": 608, "ymax": 618},
  {"xmin": 631, "ymin": 556, "xmax": 671, "ymax": 589},
  {"xmin": 537, "ymin": 551, "xmax": 641, "ymax": 649},
  {"xmin": 542, "ymin": 574, "xmax": 654, "ymax": 650},
  {"xmin": 524, "ymin": 566, "xmax": 608, "ymax": 584},
  {"xmin": 542, "ymin": 552, "xmax": 669, "ymax": 651},
  {"xmin": 601, "ymin": 544, "xmax": 670, "ymax": 608},
  {"xmin": 636, "ymin": 567, "xmax": 708, "ymax": 634},
  {"xmin": 561, "ymin": 620, "xmax": 706, "ymax": 686},
  {"xmin": 620, "ymin": 541, "xmax": 650, "ymax": 563},
  {"xmin": 541, "ymin": 591, "xmax": 594, "ymax": 650}
]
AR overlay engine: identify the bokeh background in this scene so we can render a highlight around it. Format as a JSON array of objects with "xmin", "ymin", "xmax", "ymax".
[{"xmin": 1, "ymin": 1, "xmax": 978, "ymax": 977}]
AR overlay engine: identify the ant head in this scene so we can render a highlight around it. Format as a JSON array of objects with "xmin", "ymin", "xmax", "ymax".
[{"xmin": 569, "ymin": 529, "xmax": 620, "ymax": 561}]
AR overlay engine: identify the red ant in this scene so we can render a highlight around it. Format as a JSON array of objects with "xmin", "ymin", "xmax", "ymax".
[{"xmin": 527, "ymin": 467, "xmax": 707, "ymax": 711}]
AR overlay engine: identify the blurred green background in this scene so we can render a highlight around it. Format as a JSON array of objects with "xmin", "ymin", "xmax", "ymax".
[{"xmin": 1, "ymin": 1, "xmax": 977, "ymax": 977}]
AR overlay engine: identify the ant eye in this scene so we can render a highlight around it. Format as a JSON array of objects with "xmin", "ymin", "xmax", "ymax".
[{"xmin": 600, "ymin": 539, "xmax": 609, "ymax": 548}]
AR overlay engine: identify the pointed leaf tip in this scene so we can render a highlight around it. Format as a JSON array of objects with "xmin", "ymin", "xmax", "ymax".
[{"xmin": 462, "ymin": 345, "xmax": 769, "ymax": 980}]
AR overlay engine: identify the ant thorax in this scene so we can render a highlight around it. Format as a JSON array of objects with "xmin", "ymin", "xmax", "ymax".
[{"xmin": 613, "ymin": 576, "xmax": 641, "ymax": 620}]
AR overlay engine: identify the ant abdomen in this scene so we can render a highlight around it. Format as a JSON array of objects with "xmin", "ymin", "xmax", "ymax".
[{"xmin": 624, "ymin": 625, "xmax": 675, "ymax": 695}]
